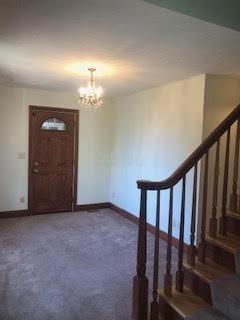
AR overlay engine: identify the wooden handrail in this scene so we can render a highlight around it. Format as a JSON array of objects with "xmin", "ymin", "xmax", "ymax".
[
  {"xmin": 137, "ymin": 104, "xmax": 240, "ymax": 190},
  {"xmin": 133, "ymin": 103, "xmax": 240, "ymax": 320}
]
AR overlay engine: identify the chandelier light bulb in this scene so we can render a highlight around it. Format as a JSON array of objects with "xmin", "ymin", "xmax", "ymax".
[{"xmin": 78, "ymin": 68, "xmax": 103, "ymax": 110}]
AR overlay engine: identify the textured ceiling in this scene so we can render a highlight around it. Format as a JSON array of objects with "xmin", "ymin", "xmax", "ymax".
[
  {"xmin": 143, "ymin": 0, "xmax": 240, "ymax": 31},
  {"xmin": 0, "ymin": 0, "xmax": 240, "ymax": 97}
]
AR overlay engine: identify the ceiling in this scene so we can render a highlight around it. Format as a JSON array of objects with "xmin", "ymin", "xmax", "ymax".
[
  {"xmin": 0, "ymin": 0, "xmax": 240, "ymax": 97},
  {"xmin": 143, "ymin": 0, "xmax": 240, "ymax": 31}
]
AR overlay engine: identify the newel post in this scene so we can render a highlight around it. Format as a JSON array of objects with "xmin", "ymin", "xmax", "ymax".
[{"xmin": 132, "ymin": 188, "xmax": 148, "ymax": 320}]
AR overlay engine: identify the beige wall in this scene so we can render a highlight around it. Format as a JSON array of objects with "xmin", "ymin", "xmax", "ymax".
[
  {"xmin": 200, "ymin": 75, "xmax": 240, "ymax": 236},
  {"xmin": 109, "ymin": 75, "xmax": 206, "ymax": 239},
  {"xmin": 0, "ymin": 86, "xmax": 113, "ymax": 211},
  {"xmin": 203, "ymin": 75, "xmax": 240, "ymax": 138},
  {"xmin": 1, "ymin": 73, "xmax": 239, "ymax": 233}
]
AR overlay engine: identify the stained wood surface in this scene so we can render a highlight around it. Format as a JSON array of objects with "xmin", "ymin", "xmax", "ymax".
[
  {"xmin": 183, "ymin": 259, "xmax": 231, "ymax": 283},
  {"xmin": 29, "ymin": 106, "xmax": 78, "ymax": 214},
  {"xmin": 158, "ymin": 286, "xmax": 208, "ymax": 318},
  {"xmin": 206, "ymin": 234, "xmax": 240, "ymax": 253},
  {"xmin": 227, "ymin": 210, "xmax": 240, "ymax": 220}
]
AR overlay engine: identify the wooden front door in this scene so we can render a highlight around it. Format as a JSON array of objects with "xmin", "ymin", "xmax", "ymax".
[{"xmin": 29, "ymin": 106, "xmax": 79, "ymax": 214}]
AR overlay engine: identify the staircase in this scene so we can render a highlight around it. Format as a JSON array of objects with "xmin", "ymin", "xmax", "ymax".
[{"xmin": 132, "ymin": 104, "xmax": 240, "ymax": 320}]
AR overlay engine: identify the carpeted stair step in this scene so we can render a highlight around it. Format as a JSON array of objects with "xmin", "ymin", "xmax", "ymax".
[
  {"xmin": 183, "ymin": 258, "xmax": 232, "ymax": 303},
  {"xmin": 158, "ymin": 286, "xmax": 209, "ymax": 319},
  {"xmin": 206, "ymin": 235, "xmax": 240, "ymax": 272},
  {"xmin": 211, "ymin": 273, "xmax": 240, "ymax": 320},
  {"xmin": 186, "ymin": 307, "xmax": 230, "ymax": 320}
]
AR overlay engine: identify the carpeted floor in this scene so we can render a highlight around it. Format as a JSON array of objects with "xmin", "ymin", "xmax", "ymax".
[{"xmin": 0, "ymin": 209, "xmax": 178, "ymax": 320}]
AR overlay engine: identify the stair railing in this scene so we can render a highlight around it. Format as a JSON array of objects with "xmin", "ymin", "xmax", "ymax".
[{"xmin": 132, "ymin": 104, "xmax": 240, "ymax": 320}]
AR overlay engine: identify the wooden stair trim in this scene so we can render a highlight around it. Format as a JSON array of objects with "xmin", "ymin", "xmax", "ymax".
[
  {"xmin": 158, "ymin": 287, "xmax": 209, "ymax": 319},
  {"xmin": 227, "ymin": 210, "xmax": 240, "ymax": 220},
  {"xmin": 225, "ymin": 211, "xmax": 240, "ymax": 237},
  {"xmin": 183, "ymin": 258, "xmax": 231, "ymax": 284},
  {"xmin": 206, "ymin": 241, "xmax": 235, "ymax": 272},
  {"xmin": 206, "ymin": 235, "xmax": 240, "ymax": 254},
  {"xmin": 183, "ymin": 266, "xmax": 212, "ymax": 304}
]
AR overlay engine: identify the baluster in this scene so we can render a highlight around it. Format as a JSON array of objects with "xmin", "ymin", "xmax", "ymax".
[
  {"xmin": 209, "ymin": 140, "xmax": 220, "ymax": 238},
  {"xmin": 176, "ymin": 176, "xmax": 186, "ymax": 292},
  {"xmin": 132, "ymin": 189, "xmax": 148, "ymax": 320},
  {"xmin": 198, "ymin": 151, "xmax": 209, "ymax": 263},
  {"xmin": 188, "ymin": 164, "xmax": 198, "ymax": 266},
  {"xmin": 150, "ymin": 190, "xmax": 161, "ymax": 320},
  {"xmin": 164, "ymin": 187, "xmax": 173, "ymax": 297},
  {"xmin": 220, "ymin": 128, "xmax": 231, "ymax": 236},
  {"xmin": 230, "ymin": 119, "xmax": 240, "ymax": 212}
]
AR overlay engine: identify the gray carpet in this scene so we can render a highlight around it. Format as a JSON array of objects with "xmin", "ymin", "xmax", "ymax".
[
  {"xmin": 0, "ymin": 209, "xmax": 177, "ymax": 320},
  {"xmin": 234, "ymin": 249, "xmax": 240, "ymax": 273},
  {"xmin": 211, "ymin": 273, "xmax": 240, "ymax": 320},
  {"xmin": 187, "ymin": 252, "xmax": 240, "ymax": 320}
]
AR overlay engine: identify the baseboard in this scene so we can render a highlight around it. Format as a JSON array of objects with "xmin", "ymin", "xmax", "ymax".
[
  {"xmin": 109, "ymin": 203, "xmax": 139, "ymax": 225},
  {"xmin": 0, "ymin": 202, "xmax": 111, "ymax": 219},
  {"xmin": 109, "ymin": 202, "xmax": 188, "ymax": 252},
  {"xmin": 75, "ymin": 202, "xmax": 111, "ymax": 211},
  {"xmin": 0, "ymin": 210, "xmax": 29, "ymax": 219}
]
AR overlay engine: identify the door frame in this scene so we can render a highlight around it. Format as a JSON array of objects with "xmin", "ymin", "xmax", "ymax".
[{"xmin": 28, "ymin": 105, "xmax": 79, "ymax": 214}]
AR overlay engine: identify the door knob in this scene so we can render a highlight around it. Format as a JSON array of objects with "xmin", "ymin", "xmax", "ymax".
[
  {"xmin": 34, "ymin": 169, "xmax": 39, "ymax": 173},
  {"xmin": 34, "ymin": 162, "xmax": 39, "ymax": 166}
]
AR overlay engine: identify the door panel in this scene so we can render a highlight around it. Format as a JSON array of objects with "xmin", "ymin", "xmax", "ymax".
[
  {"xmin": 29, "ymin": 106, "xmax": 78, "ymax": 214},
  {"xmin": 36, "ymin": 138, "xmax": 50, "ymax": 164}
]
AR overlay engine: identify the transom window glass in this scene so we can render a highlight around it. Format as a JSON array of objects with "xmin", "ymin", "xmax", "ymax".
[{"xmin": 41, "ymin": 118, "xmax": 67, "ymax": 131}]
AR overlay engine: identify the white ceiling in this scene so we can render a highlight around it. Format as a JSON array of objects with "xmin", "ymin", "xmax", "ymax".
[{"xmin": 0, "ymin": 0, "xmax": 240, "ymax": 97}]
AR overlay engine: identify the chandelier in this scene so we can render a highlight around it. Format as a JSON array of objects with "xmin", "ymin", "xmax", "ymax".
[{"xmin": 78, "ymin": 68, "xmax": 103, "ymax": 110}]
